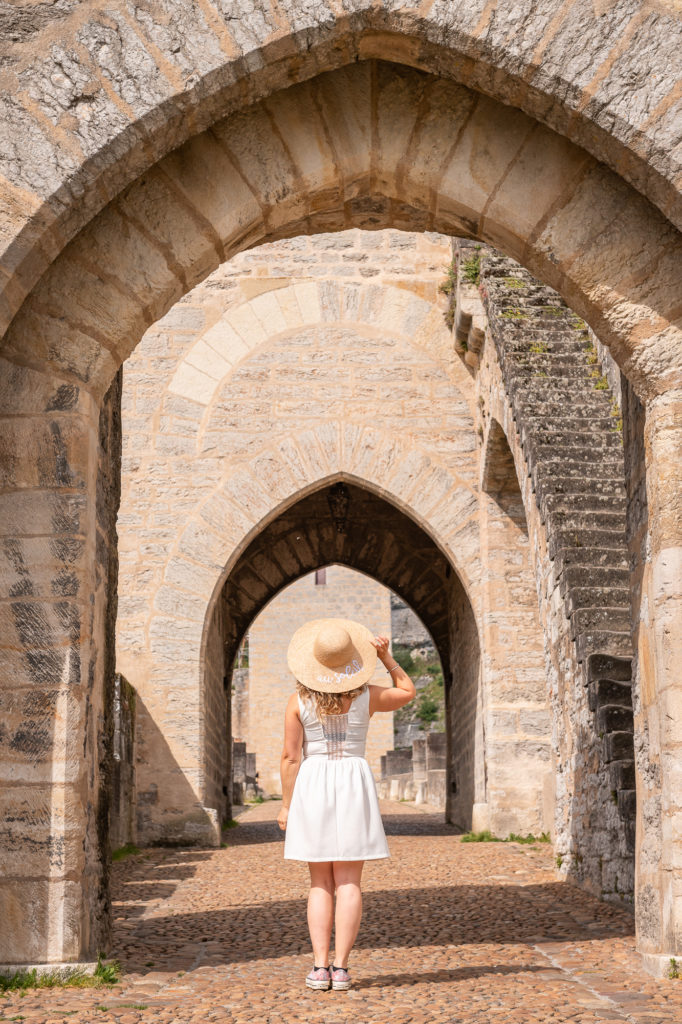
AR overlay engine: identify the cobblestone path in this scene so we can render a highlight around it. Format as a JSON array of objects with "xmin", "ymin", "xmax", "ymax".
[{"xmin": 3, "ymin": 800, "xmax": 681, "ymax": 1024}]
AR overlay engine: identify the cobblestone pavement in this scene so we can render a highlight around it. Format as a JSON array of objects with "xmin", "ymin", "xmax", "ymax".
[{"xmin": 3, "ymin": 800, "xmax": 681, "ymax": 1024}]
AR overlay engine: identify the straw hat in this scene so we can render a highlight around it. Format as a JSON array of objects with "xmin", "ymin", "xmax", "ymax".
[{"xmin": 287, "ymin": 618, "xmax": 378, "ymax": 693}]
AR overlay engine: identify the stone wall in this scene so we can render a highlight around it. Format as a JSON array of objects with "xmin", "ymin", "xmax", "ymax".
[
  {"xmin": 378, "ymin": 732, "xmax": 447, "ymax": 809},
  {"xmin": 245, "ymin": 565, "xmax": 394, "ymax": 793},
  {"xmin": 203, "ymin": 593, "xmax": 231, "ymax": 829},
  {"xmin": 455, "ymin": 241, "xmax": 635, "ymax": 898},
  {"xmin": 231, "ymin": 667, "xmax": 249, "ymax": 743},
  {"xmin": 110, "ymin": 674, "xmax": 135, "ymax": 852},
  {"xmin": 447, "ymin": 575, "xmax": 485, "ymax": 832},
  {"xmin": 91, "ymin": 367, "xmax": 123, "ymax": 956},
  {"xmin": 0, "ymin": 3, "xmax": 681, "ymax": 970},
  {"xmin": 116, "ymin": 228, "xmax": 552, "ymax": 851}
]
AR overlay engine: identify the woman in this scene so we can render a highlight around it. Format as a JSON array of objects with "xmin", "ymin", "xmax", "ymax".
[{"xmin": 277, "ymin": 617, "xmax": 416, "ymax": 991}]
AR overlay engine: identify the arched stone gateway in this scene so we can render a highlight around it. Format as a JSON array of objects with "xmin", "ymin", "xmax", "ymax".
[
  {"xmin": 1, "ymin": 0, "xmax": 682, "ymax": 333},
  {"xmin": 3, "ymin": 60, "xmax": 681, "ymax": 399},
  {"xmin": 0, "ymin": 14, "xmax": 680, "ymax": 977},
  {"xmin": 114, "ymin": 241, "xmax": 550, "ymax": 874}
]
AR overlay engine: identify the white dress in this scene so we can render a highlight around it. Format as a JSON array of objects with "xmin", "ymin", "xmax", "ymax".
[{"xmin": 284, "ymin": 688, "xmax": 390, "ymax": 862}]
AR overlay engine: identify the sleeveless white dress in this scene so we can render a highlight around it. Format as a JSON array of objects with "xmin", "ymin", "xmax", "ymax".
[{"xmin": 283, "ymin": 688, "xmax": 390, "ymax": 862}]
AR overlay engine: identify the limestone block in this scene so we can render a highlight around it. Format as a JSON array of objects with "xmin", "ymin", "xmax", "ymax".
[
  {"xmin": 161, "ymin": 133, "xmax": 263, "ymax": 252},
  {"xmin": 185, "ymin": 338, "xmax": 233, "ymax": 382},
  {"xmin": 471, "ymin": 802, "xmax": 490, "ymax": 833},
  {"xmin": 313, "ymin": 64, "xmax": 371, "ymax": 197},
  {"xmin": 168, "ymin": 361, "xmax": 216, "ymax": 404},
  {"xmin": 0, "ymin": 690, "xmax": 84, "ymax": 784},
  {"xmin": 0, "ymin": 878, "xmax": 84, "ymax": 963},
  {"xmin": 225, "ymin": 302, "xmax": 269, "ymax": 348},
  {"xmin": 249, "ymin": 289, "xmax": 289, "ymax": 337},
  {"xmin": 116, "ymin": 168, "xmax": 220, "ymax": 294},
  {"xmin": 426, "ymin": 770, "xmax": 446, "ymax": 809},
  {"xmin": 481, "ymin": 124, "xmax": 588, "ymax": 259}
]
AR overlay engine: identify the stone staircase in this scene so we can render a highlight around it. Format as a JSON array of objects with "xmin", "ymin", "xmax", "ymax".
[{"xmin": 461, "ymin": 244, "xmax": 636, "ymax": 848}]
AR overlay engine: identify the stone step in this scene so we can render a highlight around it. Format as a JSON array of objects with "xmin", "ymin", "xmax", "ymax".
[
  {"xmin": 514, "ymin": 384, "xmax": 613, "ymax": 403},
  {"xmin": 525, "ymin": 430, "xmax": 622, "ymax": 451},
  {"xmin": 550, "ymin": 527, "xmax": 627, "ymax": 553},
  {"xmin": 505, "ymin": 339, "xmax": 595, "ymax": 356},
  {"xmin": 512, "ymin": 362, "xmax": 606, "ymax": 380},
  {"xmin": 603, "ymin": 730, "xmax": 635, "ymax": 763},
  {"xmin": 514, "ymin": 398, "xmax": 616, "ymax": 422},
  {"xmin": 554, "ymin": 547, "xmax": 628, "ymax": 576},
  {"xmin": 518, "ymin": 409, "xmax": 619, "ymax": 431},
  {"xmin": 588, "ymin": 678, "xmax": 633, "ymax": 712},
  {"xmin": 491, "ymin": 295, "xmax": 572, "ymax": 311},
  {"xmin": 571, "ymin": 606, "xmax": 631, "ymax": 636},
  {"xmin": 537, "ymin": 476, "xmax": 626, "ymax": 500},
  {"xmin": 597, "ymin": 705, "xmax": 634, "ymax": 734},
  {"xmin": 586, "ymin": 653, "xmax": 633, "ymax": 683},
  {"xmin": 576, "ymin": 630, "xmax": 633, "ymax": 662},
  {"xmin": 506, "ymin": 342, "xmax": 592, "ymax": 355},
  {"xmin": 537, "ymin": 460, "xmax": 624, "ymax": 479},
  {"xmin": 560, "ymin": 566, "xmax": 630, "ymax": 594},
  {"xmin": 609, "ymin": 760, "xmax": 636, "ymax": 791},
  {"xmin": 510, "ymin": 361, "xmax": 599, "ymax": 380},
  {"xmin": 542, "ymin": 493, "xmax": 627, "ymax": 517},
  {"xmin": 528, "ymin": 445, "xmax": 623, "ymax": 468},
  {"xmin": 508, "ymin": 369, "xmax": 612, "ymax": 389},
  {"xmin": 550, "ymin": 510, "xmax": 626, "ymax": 531},
  {"xmin": 565, "ymin": 586, "xmax": 631, "ymax": 612},
  {"xmin": 494, "ymin": 321, "xmax": 580, "ymax": 338}
]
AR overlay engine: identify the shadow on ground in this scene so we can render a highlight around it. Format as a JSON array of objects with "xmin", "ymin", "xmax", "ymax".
[
  {"xmin": 354, "ymin": 964, "xmax": 551, "ymax": 989},
  {"xmin": 110, "ymin": 811, "xmax": 634, "ymax": 975},
  {"xmin": 225, "ymin": 810, "xmax": 460, "ymax": 846}
]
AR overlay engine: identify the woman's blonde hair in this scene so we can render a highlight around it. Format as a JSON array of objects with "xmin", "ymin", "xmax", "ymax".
[{"xmin": 296, "ymin": 681, "xmax": 367, "ymax": 717}]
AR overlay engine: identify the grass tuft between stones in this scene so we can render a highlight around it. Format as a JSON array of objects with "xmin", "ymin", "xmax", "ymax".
[
  {"xmin": 111, "ymin": 842, "xmax": 142, "ymax": 861},
  {"xmin": 0, "ymin": 956, "xmax": 121, "ymax": 993},
  {"xmin": 461, "ymin": 830, "xmax": 551, "ymax": 845}
]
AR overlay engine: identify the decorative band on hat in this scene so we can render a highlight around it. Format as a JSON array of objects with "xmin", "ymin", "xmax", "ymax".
[{"xmin": 316, "ymin": 659, "xmax": 363, "ymax": 687}]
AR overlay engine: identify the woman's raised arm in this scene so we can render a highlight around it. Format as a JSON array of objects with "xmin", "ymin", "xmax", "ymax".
[{"xmin": 368, "ymin": 634, "xmax": 416, "ymax": 714}]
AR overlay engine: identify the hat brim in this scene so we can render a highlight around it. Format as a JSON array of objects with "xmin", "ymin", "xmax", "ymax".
[{"xmin": 287, "ymin": 618, "xmax": 378, "ymax": 693}]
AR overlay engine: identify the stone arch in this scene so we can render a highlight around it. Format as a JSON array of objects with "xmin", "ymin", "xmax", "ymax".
[
  {"xmin": 117, "ymin": 280, "xmax": 480, "ymax": 704},
  {"xmin": 195, "ymin": 479, "xmax": 469, "ymax": 844},
  {"xmin": 131, "ymin": 421, "xmax": 481, "ymax": 713},
  {"xmin": 2, "ymin": 61, "xmax": 681, "ymax": 401},
  {"xmin": 0, "ymin": 40, "xmax": 680, "ymax": 972},
  {"xmin": 2, "ymin": 2, "xmax": 681, "ymax": 336},
  {"xmin": 164, "ymin": 280, "xmax": 466, "ymax": 412},
  {"xmin": 131, "ymin": 462, "xmax": 486, "ymax": 846},
  {"xmin": 481, "ymin": 417, "xmax": 528, "ymax": 532},
  {"xmin": 189, "ymin": 473, "xmax": 548, "ymax": 855}
]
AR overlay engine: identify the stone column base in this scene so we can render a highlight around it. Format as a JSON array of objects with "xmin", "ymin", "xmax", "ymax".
[
  {"xmin": 639, "ymin": 951, "xmax": 680, "ymax": 978},
  {"xmin": 202, "ymin": 807, "xmax": 221, "ymax": 848},
  {"xmin": 471, "ymin": 802, "xmax": 490, "ymax": 832},
  {"xmin": 0, "ymin": 961, "xmax": 98, "ymax": 979}
]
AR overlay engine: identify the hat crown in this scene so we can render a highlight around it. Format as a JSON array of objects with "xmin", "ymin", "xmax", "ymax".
[{"xmin": 313, "ymin": 624, "xmax": 354, "ymax": 668}]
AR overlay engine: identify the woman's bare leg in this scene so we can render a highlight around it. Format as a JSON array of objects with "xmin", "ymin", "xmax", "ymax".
[
  {"xmin": 332, "ymin": 860, "xmax": 364, "ymax": 968},
  {"xmin": 307, "ymin": 862, "xmax": 334, "ymax": 967}
]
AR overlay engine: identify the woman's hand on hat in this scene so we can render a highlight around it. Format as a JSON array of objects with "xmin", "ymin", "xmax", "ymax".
[
  {"xmin": 370, "ymin": 634, "xmax": 391, "ymax": 662},
  {"xmin": 277, "ymin": 805, "xmax": 289, "ymax": 831}
]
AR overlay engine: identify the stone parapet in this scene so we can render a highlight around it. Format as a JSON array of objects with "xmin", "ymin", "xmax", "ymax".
[{"xmin": 380, "ymin": 733, "xmax": 447, "ymax": 811}]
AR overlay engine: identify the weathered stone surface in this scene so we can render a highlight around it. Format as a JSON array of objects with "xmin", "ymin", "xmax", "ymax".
[
  {"xmin": 0, "ymin": 10, "xmax": 680, "ymax": 967},
  {"xmin": 463, "ymin": 241, "xmax": 637, "ymax": 904}
]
